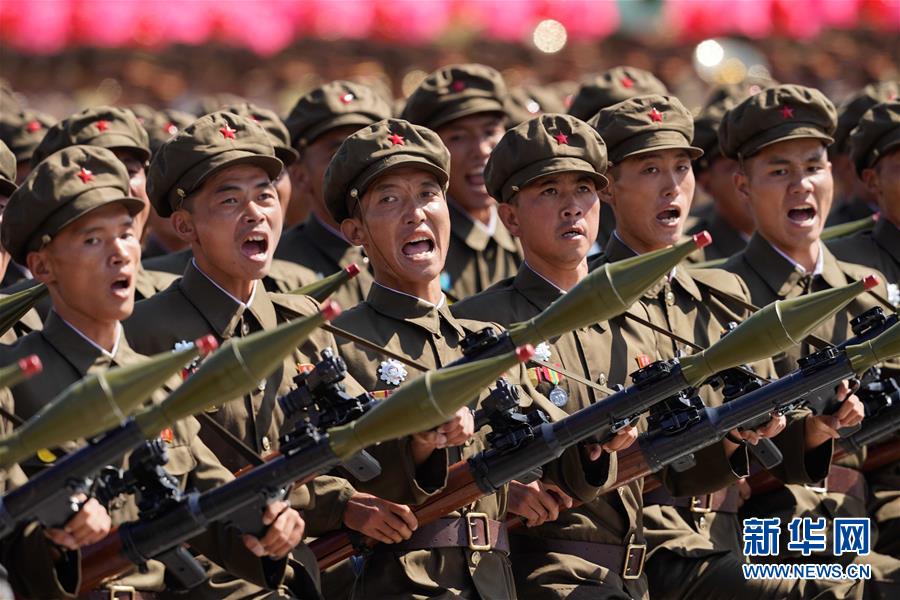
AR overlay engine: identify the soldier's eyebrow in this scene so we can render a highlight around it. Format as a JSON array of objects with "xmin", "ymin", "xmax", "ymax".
[{"xmin": 212, "ymin": 178, "xmax": 270, "ymax": 194}]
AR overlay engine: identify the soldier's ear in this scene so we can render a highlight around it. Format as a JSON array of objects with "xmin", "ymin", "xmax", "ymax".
[
  {"xmin": 598, "ymin": 171, "xmax": 616, "ymax": 208},
  {"xmin": 734, "ymin": 166, "xmax": 751, "ymax": 205},
  {"xmin": 340, "ymin": 217, "xmax": 366, "ymax": 247},
  {"xmin": 171, "ymin": 209, "xmax": 199, "ymax": 243},
  {"xmin": 288, "ymin": 161, "xmax": 312, "ymax": 196},
  {"xmin": 497, "ymin": 201, "xmax": 520, "ymax": 237},
  {"xmin": 860, "ymin": 167, "xmax": 881, "ymax": 200},
  {"xmin": 26, "ymin": 248, "xmax": 54, "ymax": 285}
]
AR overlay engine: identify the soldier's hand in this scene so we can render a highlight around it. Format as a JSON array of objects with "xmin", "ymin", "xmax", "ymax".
[
  {"xmin": 243, "ymin": 501, "xmax": 305, "ymax": 559},
  {"xmin": 411, "ymin": 407, "xmax": 475, "ymax": 460},
  {"xmin": 343, "ymin": 492, "xmax": 417, "ymax": 544},
  {"xmin": 508, "ymin": 480, "xmax": 573, "ymax": 527},
  {"xmin": 603, "ymin": 425, "xmax": 638, "ymax": 453},
  {"xmin": 44, "ymin": 495, "xmax": 111, "ymax": 550},
  {"xmin": 732, "ymin": 413, "xmax": 787, "ymax": 445},
  {"xmin": 805, "ymin": 380, "xmax": 865, "ymax": 448}
]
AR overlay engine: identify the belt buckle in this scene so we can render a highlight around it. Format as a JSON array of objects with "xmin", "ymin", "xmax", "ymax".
[
  {"xmin": 804, "ymin": 480, "xmax": 828, "ymax": 494},
  {"xmin": 690, "ymin": 494, "xmax": 712, "ymax": 514},
  {"xmin": 622, "ymin": 541, "xmax": 647, "ymax": 580},
  {"xmin": 465, "ymin": 512, "xmax": 492, "ymax": 552},
  {"xmin": 106, "ymin": 585, "xmax": 137, "ymax": 600}
]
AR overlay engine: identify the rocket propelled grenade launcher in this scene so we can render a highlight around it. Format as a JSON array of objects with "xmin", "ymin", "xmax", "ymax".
[
  {"xmin": 77, "ymin": 345, "xmax": 535, "ymax": 587},
  {"xmin": 466, "ymin": 276, "xmax": 874, "ymax": 494},
  {"xmin": 451, "ymin": 233, "xmax": 711, "ymax": 366},
  {"xmin": 0, "ymin": 355, "xmax": 42, "ymax": 391},
  {"xmin": 0, "ymin": 283, "xmax": 48, "ymax": 338},
  {"xmin": 0, "ymin": 303, "xmax": 338, "ymax": 540},
  {"xmin": 0, "ymin": 337, "xmax": 217, "ymax": 470},
  {"xmin": 290, "ymin": 264, "xmax": 361, "ymax": 303}
]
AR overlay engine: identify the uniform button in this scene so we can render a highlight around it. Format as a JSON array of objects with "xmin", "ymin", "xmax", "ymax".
[
  {"xmin": 257, "ymin": 379, "xmax": 267, "ymax": 392},
  {"xmin": 665, "ymin": 291, "xmax": 676, "ymax": 306},
  {"xmin": 598, "ymin": 373, "xmax": 607, "ymax": 386},
  {"xmin": 698, "ymin": 516, "xmax": 706, "ymax": 528},
  {"xmin": 464, "ymin": 438, "xmax": 474, "ymax": 447},
  {"xmin": 470, "ymin": 551, "xmax": 481, "ymax": 565},
  {"xmin": 262, "ymin": 436, "xmax": 272, "ymax": 452},
  {"xmin": 618, "ymin": 488, "xmax": 625, "ymax": 495},
  {"xmin": 241, "ymin": 321, "xmax": 251, "ymax": 336}
]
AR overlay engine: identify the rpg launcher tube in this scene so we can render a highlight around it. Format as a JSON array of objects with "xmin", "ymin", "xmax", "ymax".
[
  {"xmin": 0, "ymin": 355, "xmax": 42, "ymax": 391},
  {"xmin": 821, "ymin": 213, "xmax": 878, "ymax": 241},
  {"xmin": 0, "ymin": 284, "xmax": 48, "ymax": 338},
  {"xmin": 467, "ymin": 278, "xmax": 875, "ymax": 494},
  {"xmin": 0, "ymin": 304, "xmax": 338, "ymax": 539},
  {"xmin": 449, "ymin": 233, "xmax": 711, "ymax": 366},
  {"xmin": 290, "ymin": 264, "xmax": 360, "ymax": 303},
  {"xmin": 108, "ymin": 346, "xmax": 534, "ymax": 570},
  {"xmin": 0, "ymin": 337, "xmax": 216, "ymax": 470}
]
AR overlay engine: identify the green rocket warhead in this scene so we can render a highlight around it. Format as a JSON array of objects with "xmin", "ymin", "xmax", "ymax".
[
  {"xmin": 678, "ymin": 275, "xmax": 880, "ymax": 386},
  {"xmin": 507, "ymin": 232, "xmax": 711, "ymax": 347},
  {"xmin": 290, "ymin": 264, "xmax": 361, "ymax": 303},
  {"xmin": 820, "ymin": 214, "xmax": 877, "ymax": 242},
  {"xmin": 0, "ymin": 337, "xmax": 217, "ymax": 469},
  {"xmin": 328, "ymin": 345, "xmax": 535, "ymax": 459},
  {"xmin": 846, "ymin": 317, "xmax": 900, "ymax": 374},
  {"xmin": 0, "ymin": 355, "xmax": 42, "ymax": 391},
  {"xmin": 0, "ymin": 284, "xmax": 48, "ymax": 338},
  {"xmin": 133, "ymin": 300, "xmax": 341, "ymax": 435}
]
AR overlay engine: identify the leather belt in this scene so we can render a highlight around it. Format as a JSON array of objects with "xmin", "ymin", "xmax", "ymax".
[
  {"xmin": 803, "ymin": 465, "xmax": 866, "ymax": 501},
  {"xmin": 86, "ymin": 587, "xmax": 161, "ymax": 600},
  {"xmin": 389, "ymin": 513, "xmax": 510, "ymax": 554},
  {"xmin": 510, "ymin": 535, "xmax": 646, "ymax": 580},
  {"xmin": 644, "ymin": 485, "xmax": 742, "ymax": 514}
]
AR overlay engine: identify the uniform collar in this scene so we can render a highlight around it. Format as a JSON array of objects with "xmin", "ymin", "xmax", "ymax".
[
  {"xmin": 604, "ymin": 232, "xmax": 702, "ymax": 302},
  {"xmin": 179, "ymin": 260, "xmax": 277, "ymax": 338},
  {"xmin": 40, "ymin": 311, "xmax": 140, "ymax": 376},
  {"xmin": 742, "ymin": 234, "xmax": 847, "ymax": 297},
  {"xmin": 513, "ymin": 264, "xmax": 608, "ymax": 332},
  {"xmin": 873, "ymin": 219, "xmax": 900, "ymax": 267},
  {"xmin": 366, "ymin": 282, "xmax": 464, "ymax": 338},
  {"xmin": 448, "ymin": 200, "xmax": 518, "ymax": 253},
  {"xmin": 304, "ymin": 214, "xmax": 356, "ymax": 266}
]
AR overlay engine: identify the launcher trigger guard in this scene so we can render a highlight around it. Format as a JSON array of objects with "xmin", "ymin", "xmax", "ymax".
[{"xmin": 611, "ymin": 416, "xmax": 636, "ymax": 433}]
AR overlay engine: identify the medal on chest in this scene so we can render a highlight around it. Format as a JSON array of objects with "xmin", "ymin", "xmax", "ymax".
[
  {"xmin": 527, "ymin": 342, "xmax": 568, "ymax": 407},
  {"xmin": 378, "ymin": 358, "xmax": 408, "ymax": 387}
]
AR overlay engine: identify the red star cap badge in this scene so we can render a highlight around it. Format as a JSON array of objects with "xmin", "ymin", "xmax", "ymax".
[
  {"xmin": 78, "ymin": 167, "xmax": 94, "ymax": 183},
  {"xmin": 620, "ymin": 76, "xmax": 634, "ymax": 89},
  {"xmin": 649, "ymin": 108, "xmax": 663, "ymax": 122},
  {"xmin": 95, "ymin": 120, "xmax": 109, "ymax": 132},
  {"xmin": 26, "ymin": 120, "xmax": 42, "ymax": 133},
  {"xmin": 219, "ymin": 125, "xmax": 237, "ymax": 139},
  {"xmin": 888, "ymin": 92, "xmax": 897, "ymax": 101},
  {"xmin": 780, "ymin": 105, "xmax": 794, "ymax": 119},
  {"xmin": 340, "ymin": 93, "xmax": 355, "ymax": 104},
  {"xmin": 451, "ymin": 80, "xmax": 466, "ymax": 92},
  {"xmin": 554, "ymin": 133, "xmax": 569, "ymax": 145},
  {"xmin": 388, "ymin": 133, "xmax": 405, "ymax": 146},
  {"xmin": 164, "ymin": 123, "xmax": 177, "ymax": 136}
]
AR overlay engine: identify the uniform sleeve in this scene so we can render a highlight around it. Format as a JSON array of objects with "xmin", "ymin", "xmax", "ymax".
[
  {"xmin": 302, "ymin": 476, "xmax": 356, "ymax": 537},
  {"xmin": 766, "ymin": 409, "xmax": 833, "ymax": 485},
  {"xmin": 659, "ymin": 441, "xmax": 749, "ymax": 497},
  {"xmin": 352, "ymin": 438, "xmax": 449, "ymax": 505}
]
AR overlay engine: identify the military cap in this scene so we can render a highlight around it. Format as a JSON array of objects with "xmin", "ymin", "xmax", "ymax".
[
  {"xmin": 0, "ymin": 140, "xmax": 17, "ymax": 197},
  {"xmin": 323, "ymin": 118, "xmax": 450, "ymax": 223},
  {"xmin": 485, "ymin": 114, "xmax": 608, "ymax": 203},
  {"xmin": 506, "ymin": 85, "xmax": 568, "ymax": 127},
  {"xmin": 0, "ymin": 108, "xmax": 57, "ymax": 163},
  {"xmin": 693, "ymin": 84, "xmax": 755, "ymax": 171},
  {"xmin": 590, "ymin": 94, "xmax": 701, "ymax": 164},
  {"xmin": 191, "ymin": 93, "xmax": 247, "ymax": 117},
  {"xmin": 401, "ymin": 64, "xmax": 509, "ymax": 130},
  {"xmin": 136, "ymin": 106, "xmax": 196, "ymax": 157},
  {"xmin": 832, "ymin": 81, "xmax": 899, "ymax": 156},
  {"xmin": 220, "ymin": 102, "xmax": 298, "ymax": 165},
  {"xmin": 147, "ymin": 111, "xmax": 283, "ymax": 218},
  {"xmin": 0, "ymin": 81, "xmax": 20, "ymax": 115},
  {"xmin": 568, "ymin": 67, "xmax": 668, "ymax": 122},
  {"xmin": 32, "ymin": 106, "xmax": 151, "ymax": 166},
  {"xmin": 285, "ymin": 81, "xmax": 392, "ymax": 151},
  {"xmin": 849, "ymin": 100, "xmax": 900, "ymax": 175},
  {"xmin": 1, "ymin": 145, "xmax": 144, "ymax": 264},
  {"xmin": 719, "ymin": 84, "xmax": 837, "ymax": 160}
]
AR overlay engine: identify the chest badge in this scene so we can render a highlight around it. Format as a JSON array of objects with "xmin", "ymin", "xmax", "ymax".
[
  {"xmin": 174, "ymin": 340, "xmax": 202, "ymax": 379},
  {"xmin": 378, "ymin": 358, "xmax": 408, "ymax": 386},
  {"xmin": 888, "ymin": 283, "xmax": 899, "ymax": 308},
  {"xmin": 533, "ymin": 341, "xmax": 552, "ymax": 362}
]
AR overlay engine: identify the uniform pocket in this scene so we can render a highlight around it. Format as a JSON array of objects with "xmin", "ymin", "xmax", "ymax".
[{"xmin": 164, "ymin": 444, "xmax": 198, "ymax": 477}]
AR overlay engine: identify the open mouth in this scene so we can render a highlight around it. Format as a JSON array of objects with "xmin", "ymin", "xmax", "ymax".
[
  {"xmin": 656, "ymin": 206, "xmax": 682, "ymax": 226},
  {"xmin": 787, "ymin": 205, "xmax": 817, "ymax": 225},
  {"xmin": 465, "ymin": 168, "xmax": 486, "ymax": 188},
  {"xmin": 402, "ymin": 236, "xmax": 436, "ymax": 258},
  {"xmin": 560, "ymin": 223, "xmax": 586, "ymax": 240},
  {"xmin": 241, "ymin": 234, "xmax": 269, "ymax": 260},
  {"xmin": 110, "ymin": 274, "xmax": 132, "ymax": 297}
]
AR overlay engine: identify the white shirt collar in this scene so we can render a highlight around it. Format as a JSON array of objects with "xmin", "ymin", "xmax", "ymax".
[
  {"xmin": 524, "ymin": 260, "xmax": 566, "ymax": 294},
  {"xmin": 769, "ymin": 241, "xmax": 824, "ymax": 276},
  {"xmin": 59, "ymin": 316, "xmax": 121, "ymax": 360},
  {"xmin": 191, "ymin": 258, "xmax": 257, "ymax": 309},
  {"xmin": 449, "ymin": 197, "xmax": 498, "ymax": 236},
  {"xmin": 374, "ymin": 281, "xmax": 445, "ymax": 309}
]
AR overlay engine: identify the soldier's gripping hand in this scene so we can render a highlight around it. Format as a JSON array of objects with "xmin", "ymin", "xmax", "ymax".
[
  {"xmin": 410, "ymin": 406, "xmax": 476, "ymax": 464},
  {"xmin": 508, "ymin": 480, "xmax": 573, "ymax": 527},
  {"xmin": 730, "ymin": 413, "xmax": 787, "ymax": 446},
  {"xmin": 805, "ymin": 379, "xmax": 866, "ymax": 449},
  {"xmin": 44, "ymin": 495, "xmax": 111, "ymax": 549},
  {"xmin": 343, "ymin": 492, "xmax": 418, "ymax": 544},
  {"xmin": 583, "ymin": 424, "xmax": 638, "ymax": 461},
  {"xmin": 242, "ymin": 501, "xmax": 305, "ymax": 559}
]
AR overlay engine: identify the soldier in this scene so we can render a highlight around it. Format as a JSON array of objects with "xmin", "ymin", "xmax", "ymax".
[
  {"xmin": 719, "ymin": 84, "xmax": 898, "ymax": 594},
  {"xmin": 31, "ymin": 105, "xmax": 180, "ymax": 300},
  {"xmin": 272, "ymin": 81, "xmax": 391, "ymax": 308},
  {"xmin": 826, "ymin": 81, "xmax": 898, "ymax": 226},
  {"xmin": 401, "ymin": 64, "xmax": 522, "ymax": 301},
  {"xmin": 0, "ymin": 144, "xmax": 304, "ymax": 598},
  {"xmin": 0, "ymin": 140, "xmax": 41, "ymax": 343},
  {"xmin": 0, "ymin": 106, "xmax": 56, "ymax": 184},
  {"xmin": 827, "ymin": 99, "xmax": 900, "ymax": 558},
  {"xmin": 592, "ymin": 93, "xmax": 858, "ymax": 600},
  {"xmin": 687, "ymin": 85, "xmax": 757, "ymax": 263}
]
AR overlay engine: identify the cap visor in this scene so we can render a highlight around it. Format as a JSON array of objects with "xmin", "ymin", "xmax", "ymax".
[
  {"xmin": 503, "ymin": 157, "xmax": 608, "ymax": 202},
  {"xmin": 300, "ymin": 115, "xmax": 379, "ymax": 148},
  {"xmin": 429, "ymin": 99, "xmax": 507, "ymax": 130}
]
